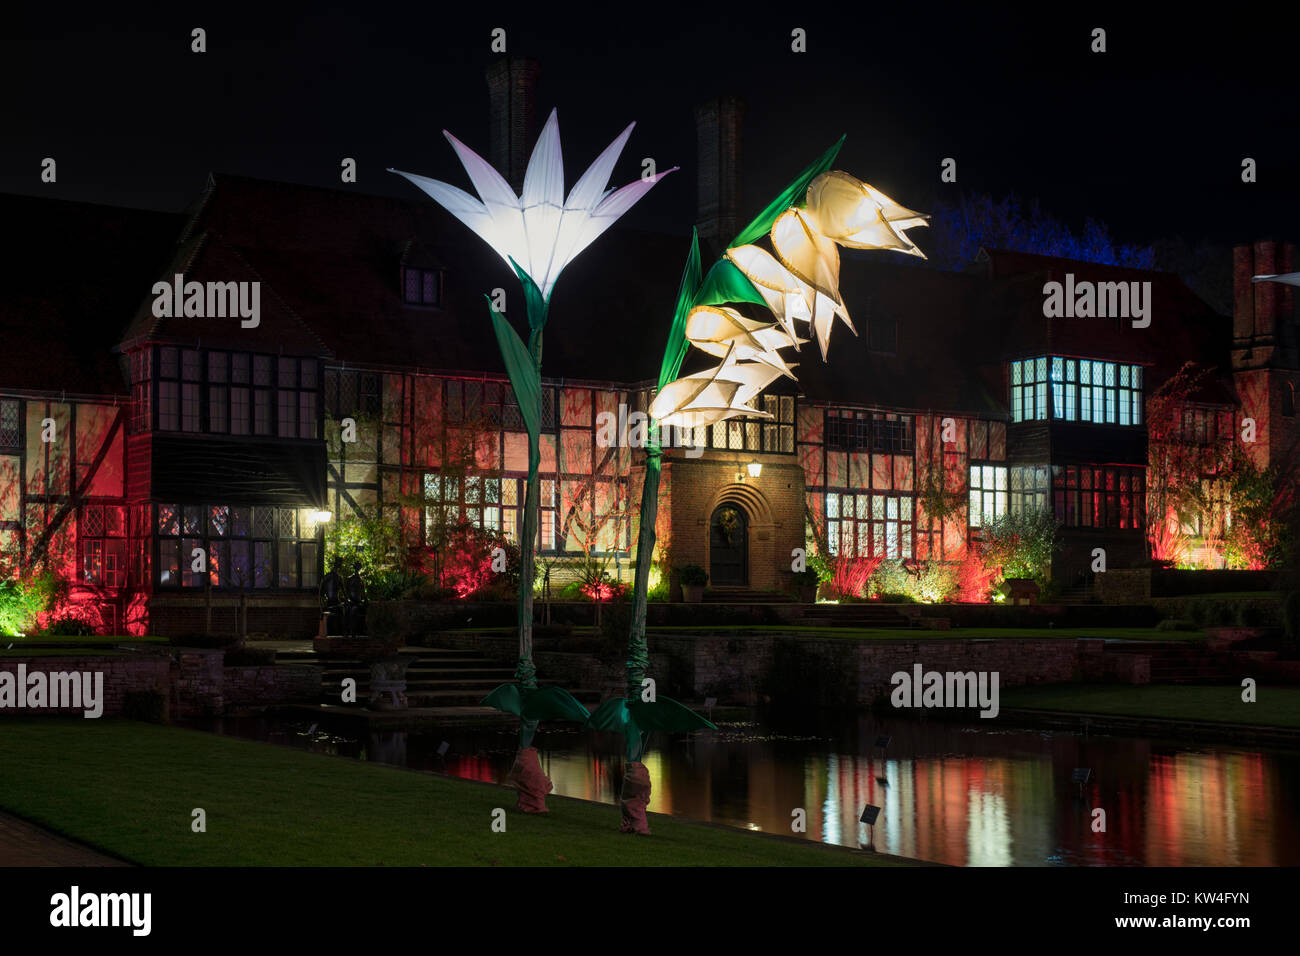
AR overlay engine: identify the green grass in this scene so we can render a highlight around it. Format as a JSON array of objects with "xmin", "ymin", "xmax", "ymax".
[
  {"xmin": 0, "ymin": 649, "xmax": 130, "ymax": 657},
  {"xmin": 5, "ymin": 634, "xmax": 168, "ymax": 645},
  {"xmin": 1000, "ymin": 684, "xmax": 1300, "ymax": 728},
  {"xmin": 0, "ymin": 720, "xmax": 915, "ymax": 867}
]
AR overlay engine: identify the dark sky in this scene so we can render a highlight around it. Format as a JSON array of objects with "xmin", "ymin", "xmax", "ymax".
[{"xmin": 3, "ymin": 4, "xmax": 1297, "ymax": 249}]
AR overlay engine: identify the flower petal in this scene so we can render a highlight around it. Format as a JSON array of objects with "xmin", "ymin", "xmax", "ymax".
[
  {"xmin": 559, "ymin": 168, "xmax": 678, "ymax": 269},
  {"xmin": 521, "ymin": 109, "xmax": 565, "ymax": 211},
  {"xmin": 388, "ymin": 168, "xmax": 514, "ymax": 268},
  {"xmin": 443, "ymin": 129, "xmax": 520, "ymax": 216},
  {"xmin": 566, "ymin": 122, "xmax": 636, "ymax": 213},
  {"xmin": 771, "ymin": 208, "xmax": 843, "ymax": 303}
]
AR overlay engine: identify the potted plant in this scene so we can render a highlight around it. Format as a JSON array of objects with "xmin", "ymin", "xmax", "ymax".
[
  {"xmin": 793, "ymin": 568, "xmax": 820, "ymax": 603},
  {"xmin": 678, "ymin": 564, "xmax": 708, "ymax": 603}
]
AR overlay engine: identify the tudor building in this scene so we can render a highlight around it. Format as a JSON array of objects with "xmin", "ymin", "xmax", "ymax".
[{"xmin": 1, "ymin": 66, "xmax": 1296, "ymax": 637}]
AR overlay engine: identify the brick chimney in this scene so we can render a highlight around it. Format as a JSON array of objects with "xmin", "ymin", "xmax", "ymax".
[
  {"xmin": 1233, "ymin": 239, "xmax": 1295, "ymax": 359},
  {"xmin": 486, "ymin": 57, "xmax": 541, "ymax": 192},
  {"xmin": 695, "ymin": 95, "xmax": 744, "ymax": 258}
]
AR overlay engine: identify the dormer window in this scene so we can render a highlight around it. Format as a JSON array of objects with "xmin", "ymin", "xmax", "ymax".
[{"xmin": 403, "ymin": 267, "xmax": 441, "ymax": 307}]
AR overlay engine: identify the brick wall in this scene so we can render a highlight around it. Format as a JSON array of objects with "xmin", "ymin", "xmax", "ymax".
[
  {"xmin": 664, "ymin": 457, "xmax": 805, "ymax": 591},
  {"xmin": 149, "ymin": 596, "xmax": 321, "ymax": 640},
  {"xmin": 224, "ymin": 664, "xmax": 322, "ymax": 707},
  {"xmin": 0, "ymin": 656, "xmax": 170, "ymax": 718},
  {"xmin": 1095, "ymin": 568, "xmax": 1152, "ymax": 604},
  {"xmin": 1, "ymin": 651, "xmax": 321, "ymax": 718},
  {"xmin": 426, "ymin": 631, "xmax": 1094, "ymax": 707}
]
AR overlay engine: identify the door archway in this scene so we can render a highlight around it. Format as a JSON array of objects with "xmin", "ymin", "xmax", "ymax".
[{"xmin": 709, "ymin": 504, "xmax": 748, "ymax": 586}]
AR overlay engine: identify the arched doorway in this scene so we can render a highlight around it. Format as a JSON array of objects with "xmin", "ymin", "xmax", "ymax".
[{"xmin": 709, "ymin": 504, "xmax": 748, "ymax": 586}]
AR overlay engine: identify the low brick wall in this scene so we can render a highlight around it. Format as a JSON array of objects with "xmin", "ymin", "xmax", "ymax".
[
  {"xmin": 224, "ymin": 664, "xmax": 322, "ymax": 708},
  {"xmin": 1096, "ymin": 569, "xmax": 1152, "ymax": 604},
  {"xmin": 148, "ymin": 596, "xmax": 321, "ymax": 640},
  {"xmin": 0, "ymin": 656, "xmax": 171, "ymax": 718},
  {"xmin": 427, "ymin": 630, "xmax": 1098, "ymax": 708},
  {"xmin": 370, "ymin": 599, "xmax": 800, "ymax": 642},
  {"xmin": 1, "ymin": 650, "xmax": 321, "ymax": 718},
  {"xmin": 175, "ymin": 649, "xmax": 225, "ymax": 716}
]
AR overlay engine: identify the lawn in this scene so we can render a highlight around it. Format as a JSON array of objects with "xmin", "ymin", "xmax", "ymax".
[
  {"xmin": 999, "ymin": 684, "xmax": 1300, "ymax": 728},
  {"xmin": 0, "ymin": 648, "xmax": 130, "ymax": 657},
  {"xmin": 0, "ymin": 720, "xmax": 915, "ymax": 867},
  {"xmin": 4, "ymin": 634, "xmax": 168, "ymax": 645}
]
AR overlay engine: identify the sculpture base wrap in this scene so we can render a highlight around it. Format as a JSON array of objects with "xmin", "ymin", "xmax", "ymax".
[
  {"xmin": 506, "ymin": 747, "xmax": 553, "ymax": 814},
  {"xmin": 619, "ymin": 761, "xmax": 652, "ymax": 835}
]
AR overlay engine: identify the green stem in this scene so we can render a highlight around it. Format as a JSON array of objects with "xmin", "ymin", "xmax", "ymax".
[
  {"xmin": 625, "ymin": 445, "xmax": 661, "ymax": 701},
  {"xmin": 514, "ymin": 326, "xmax": 543, "ymax": 692}
]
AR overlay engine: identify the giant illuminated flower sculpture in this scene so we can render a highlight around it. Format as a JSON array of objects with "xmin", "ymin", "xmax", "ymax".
[
  {"xmin": 391, "ymin": 110, "xmax": 675, "ymax": 299},
  {"xmin": 650, "ymin": 166, "xmax": 928, "ymax": 427},
  {"xmin": 598, "ymin": 139, "xmax": 928, "ymax": 834},
  {"xmin": 392, "ymin": 110, "xmax": 674, "ymax": 814}
]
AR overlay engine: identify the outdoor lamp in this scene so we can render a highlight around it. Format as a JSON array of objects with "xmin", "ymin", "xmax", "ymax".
[
  {"xmin": 312, "ymin": 509, "xmax": 333, "ymax": 523},
  {"xmin": 747, "ymin": 460, "xmax": 762, "ymax": 479}
]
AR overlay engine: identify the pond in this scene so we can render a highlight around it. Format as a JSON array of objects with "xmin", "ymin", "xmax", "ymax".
[{"xmin": 187, "ymin": 711, "xmax": 1300, "ymax": 866}]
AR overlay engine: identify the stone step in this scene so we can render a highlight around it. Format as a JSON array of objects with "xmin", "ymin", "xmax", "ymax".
[{"xmin": 702, "ymin": 589, "xmax": 796, "ymax": 603}]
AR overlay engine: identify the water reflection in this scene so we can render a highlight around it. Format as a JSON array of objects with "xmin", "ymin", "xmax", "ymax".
[{"xmin": 191, "ymin": 713, "xmax": 1300, "ymax": 867}]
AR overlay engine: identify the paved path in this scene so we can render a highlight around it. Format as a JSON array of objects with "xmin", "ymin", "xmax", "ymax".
[{"xmin": 0, "ymin": 811, "xmax": 127, "ymax": 867}]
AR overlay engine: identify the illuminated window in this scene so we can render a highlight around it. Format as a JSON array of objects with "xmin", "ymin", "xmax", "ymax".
[
  {"xmin": 1014, "ymin": 356, "xmax": 1142, "ymax": 424},
  {"xmin": 1009, "ymin": 465, "xmax": 1050, "ymax": 516},
  {"xmin": 826, "ymin": 491, "xmax": 913, "ymax": 559},
  {"xmin": 424, "ymin": 472, "xmax": 503, "ymax": 542},
  {"xmin": 80, "ymin": 505, "xmax": 126, "ymax": 588},
  {"xmin": 968, "ymin": 464, "xmax": 1007, "ymax": 528}
]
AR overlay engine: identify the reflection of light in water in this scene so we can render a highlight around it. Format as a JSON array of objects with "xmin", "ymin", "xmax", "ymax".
[
  {"xmin": 1144, "ymin": 750, "xmax": 1272, "ymax": 866},
  {"xmin": 823, "ymin": 753, "xmax": 841, "ymax": 846},
  {"xmin": 193, "ymin": 716, "xmax": 1298, "ymax": 868},
  {"xmin": 643, "ymin": 749, "xmax": 669, "ymax": 815},
  {"xmin": 966, "ymin": 784, "xmax": 1012, "ymax": 867}
]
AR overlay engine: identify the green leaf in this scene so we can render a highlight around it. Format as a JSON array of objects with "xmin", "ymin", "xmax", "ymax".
[
  {"xmin": 729, "ymin": 136, "xmax": 846, "ymax": 248},
  {"xmin": 692, "ymin": 257, "xmax": 767, "ymax": 309},
  {"xmin": 509, "ymin": 257, "xmax": 550, "ymax": 331},
  {"xmin": 481, "ymin": 682, "xmax": 524, "ymax": 717},
  {"xmin": 655, "ymin": 229, "xmax": 703, "ymax": 394},
  {"xmin": 481, "ymin": 683, "xmax": 592, "ymax": 722},
  {"xmin": 627, "ymin": 695, "xmax": 717, "ymax": 732},
  {"xmin": 585, "ymin": 697, "xmax": 632, "ymax": 734},
  {"xmin": 586, "ymin": 695, "xmax": 717, "ymax": 735},
  {"xmin": 520, "ymin": 686, "xmax": 591, "ymax": 722},
  {"xmin": 484, "ymin": 295, "xmax": 541, "ymax": 471}
]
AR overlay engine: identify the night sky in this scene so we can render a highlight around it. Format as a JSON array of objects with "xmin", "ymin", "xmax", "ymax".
[{"xmin": 3, "ymin": 4, "xmax": 1297, "ymax": 250}]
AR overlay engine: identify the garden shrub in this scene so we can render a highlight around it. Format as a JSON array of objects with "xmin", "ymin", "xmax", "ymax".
[{"xmin": 0, "ymin": 571, "xmax": 60, "ymax": 636}]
